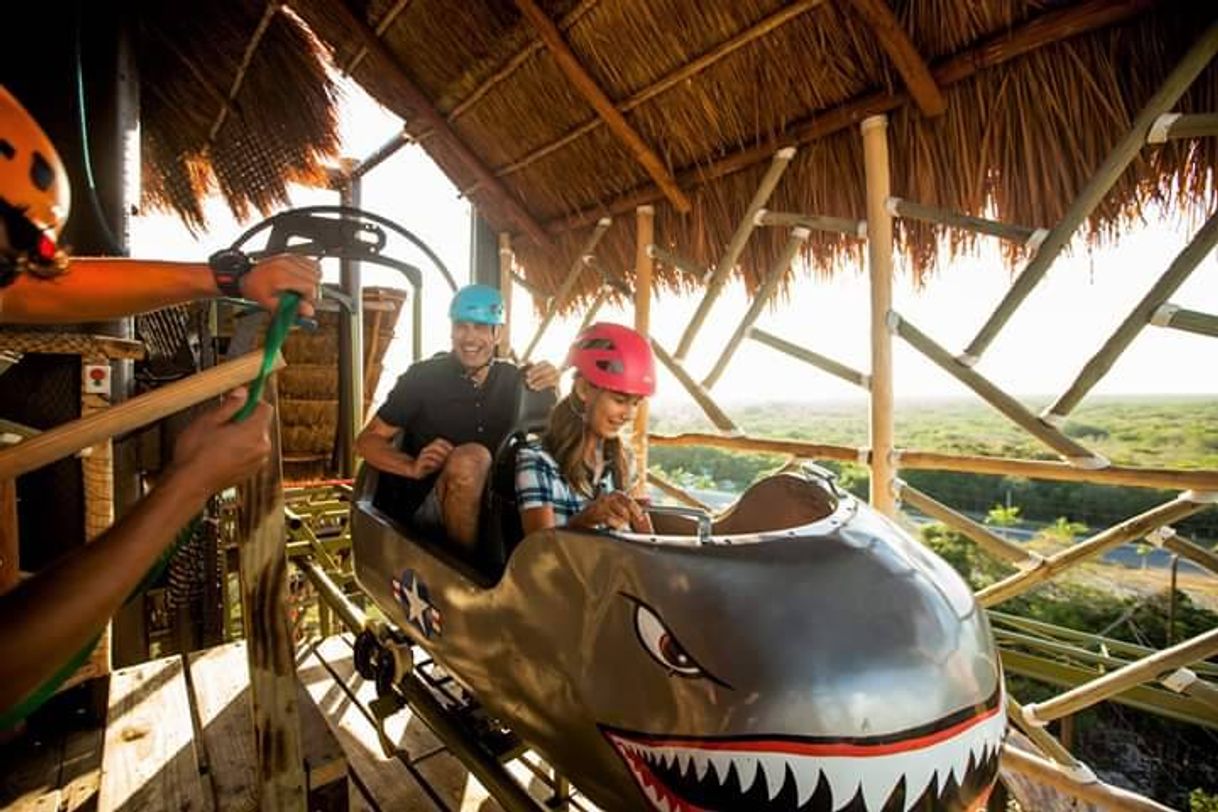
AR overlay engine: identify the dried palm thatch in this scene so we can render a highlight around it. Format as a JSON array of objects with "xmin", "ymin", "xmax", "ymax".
[
  {"xmin": 135, "ymin": 0, "xmax": 341, "ymax": 231},
  {"xmin": 285, "ymin": 0, "xmax": 1216, "ymax": 310}
]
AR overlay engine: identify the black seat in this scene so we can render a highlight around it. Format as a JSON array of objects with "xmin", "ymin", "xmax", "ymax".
[{"xmin": 477, "ymin": 382, "xmax": 556, "ymax": 574}]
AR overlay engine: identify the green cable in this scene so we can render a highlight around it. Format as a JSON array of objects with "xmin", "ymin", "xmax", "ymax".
[{"xmin": 0, "ymin": 293, "xmax": 300, "ymax": 729}]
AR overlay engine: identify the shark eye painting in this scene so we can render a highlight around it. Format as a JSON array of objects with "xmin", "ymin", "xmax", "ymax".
[{"xmin": 633, "ymin": 599, "xmax": 704, "ymax": 678}]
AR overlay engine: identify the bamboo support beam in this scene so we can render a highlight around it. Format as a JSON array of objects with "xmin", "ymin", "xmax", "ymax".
[
  {"xmin": 296, "ymin": 557, "xmax": 367, "ymax": 634},
  {"xmin": 842, "ymin": 0, "xmax": 945, "ymax": 117},
  {"xmin": 647, "ymin": 245, "xmax": 711, "ymax": 283},
  {"xmin": 209, "ymin": 1, "xmax": 281, "ymax": 141},
  {"xmin": 489, "ymin": 0, "xmax": 825, "ymax": 182},
  {"xmin": 342, "ymin": 0, "xmax": 412, "ymax": 74},
  {"xmin": 1168, "ymin": 669, "xmax": 1218, "ymax": 713},
  {"xmin": 1024, "ymin": 627, "xmax": 1218, "ymax": 724},
  {"xmin": 650, "ymin": 342, "xmax": 741, "ymax": 436},
  {"xmin": 649, "ymin": 432, "xmax": 861, "ymax": 462},
  {"xmin": 498, "ymin": 233, "xmax": 514, "ymax": 354},
  {"xmin": 962, "ymin": 19, "xmax": 1218, "ymax": 363},
  {"xmin": 547, "ymin": 0, "xmax": 1158, "ymax": 234},
  {"xmin": 702, "ymin": 227, "xmax": 811, "ymax": 390},
  {"xmin": 319, "ymin": 0, "xmax": 553, "ymax": 249},
  {"xmin": 1147, "ymin": 112, "xmax": 1218, "ymax": 143},
  {"xmin": 1001, "ymin": 744, "xmax": 1175, "ymax": 812},
  {"xmin": 897, "ymin": 481, "xmax": 1037, "ymax": 567},
  {"xmin": 646, "ymin": 471, "xmax": 712, "ymax": 511},
  {"xmin": 513, "ymin": 0, "xmax": 690, "ymax": 213},
  {"xmin": 520, "ymin": 217, "xmax": 612, "ymax": 362},
  {"xmin": 1151, "ymin": 304, "xmax": 1218, "ymax": 338},
  {"xmin": 509, "ymin": 270, "xmax": 545, "ymax": 299},
  {"xmin": 633, "ymin": 205, "xmax": 654, "ymax": 497},
  {"xmin": 235, "ymin": 377, "xmax": 306, "ymax": 809},
  {"xmin": 887, "ymin": 196, "xmax": 1042, "ymax": 246},
  {"xmin": 748, "ymin": 328, "xmax": 870, "ymax": 389},
  {"xmin": 675, "ymin": 147, "xmax": 797, "ymax": 360},
  {"xmin": 1147, "ymin": 527, "xmax": 1218, "ymax": 576},
  {"xmin": 976, "ymin": 495, "xmax": 1211, "ymax": 608},
  {"xmin": 1006, "ymin": 697, "xmax": 1087, "ymax": 771},
  {"xmin": 863, "ymin": 115, "xmax": 897, "ymax": 518},
  {"xmin": 0, "ymin": 351, "xmax": 281, "ymax": 481},
  {"xmin": 892, "ymin": 313, "xmax": 1105, "ymax": 465},
  {"xmin": 755, "ymin": 210, "xmax": 867, "ymax": 237},
  {"xmin": 1045, "ymin": 210, "xmax": 1218, "ymax": 422}
]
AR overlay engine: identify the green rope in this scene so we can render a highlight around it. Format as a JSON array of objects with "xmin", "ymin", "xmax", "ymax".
[{"xmin": 0, "ymin": 293, "xmax": 300, "ymax": 729}]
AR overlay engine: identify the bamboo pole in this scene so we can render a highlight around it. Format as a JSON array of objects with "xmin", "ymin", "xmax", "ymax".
[
  {"xmin": 342, "ymin": 0, "xmax": 412, "ymax": 75},
  {"xmin": 755, "ymin": 210, "xmax": 867, "ymax": 237},
  {"xmin": 1153, "ymin": 528, "xmax": 1218, "ymax": 576},
  {"xmin": 0, "ymin": 479, "xmax": 15, "ymax": 592},
  {"xmin": 235, "ymin": 376, "xmax": 306, "ymax": 809},
  {"xmin": 646, "ymin": 471, "xmax": 712, "ymax": 511},
  {"xmin": 647, "ymin": 245, "xmax": 711, "ymax": 283},
  {"xmin": 898, "ymin": 448, "xmax": 1218, "ymax": 490},
  {"xmin": 498, "ymin": 232, "xmax": 514, "ymax": 354},
  {"xmin": 547, "ymin": 0, "xmax": 1159, "ymax": 235},
  {"xmin": 577, "ymin": 287, "xmax": 611, "ymax": 335},
  {"xmin": 650, "ymin": 342, "xmax": 741, "ymax": 436},
  {"xmin": 633, "ymin": 205, "xmax": 654, "ymax": 497},
  {"xmin": 675, "ymin": 147, "xmax": 797, "ymax": 360},
  {"xmin": 296, "ymin": 557, "xmax": 366, "ymax": 634},
  {"xmin": 702, "ymin": 227, "xmax": 810, "ymax": 389},
  {"xmin": 976, "ymin": 495, "xmax": 1210, "ymax": 608},
  {"xmin": 649, "ymin": 432, "xmax": 861, "ymax": 462},
  {"xmin": 886, "ymin": 196, "xmax": 1041, "ymax": 245},
  {"xmin": 1024, "ymin": 627, "xmax": 1218, "ymax": 724},
  {"xmin": 892, "ymin": 314, "xmax": 1105, "ymax": 465},
  {"xmin": 1045, "ymin": 210, "xmax": 1218, "ymax": 422},
  {"xmin": 1168, "ymin": 670, "xmax": 1218, "ymax": 712},
  {"xmin": 1006, "ymin": 697, "xmax": 1087, "ymax": 771},
  {"xmin": 863, "ymin": 115, "xmax": 897, "ymax": 518},
  {"xmin": 209, "ymin": 1, "xmax": 281, "ymax": 141},
  {"xmin": 489, "ymin": 0, "xmax": 826, "ymax": 182},
  {"xmin": 842, "ymin": 0, "xmax": 945, "ymax": 117},
  {"xmin": 747, "ymin": 327, "xmax": 870, "ymax": 389},
  {"xmin": 1151, "ymin": 304, "xmax": 1218, "ymax": 338},
  {"xmin": 1001, "ymin": 744, "xmax": 1175, "ymax": 812},
  {"xmin": 0, "ymin": 350, "xmax": 282, "ymax": 481},
  {"xmin": 962, "ymin": 19, "xmax": 1218, "ymax": 363},
  {"xmin": 897, "ymin": 481, "xmax": 1037, "ymax": 566},
  {"xmin": 520, "ymin": 217, "xmax": 612, "ymax": 362},
  {"xmin": 1147, "ymin": 112, "xmax": 1218, "ymax": 143},
  {"xmin": 514, "ymin": 0, "xmax": 691, "ymax": 213}
]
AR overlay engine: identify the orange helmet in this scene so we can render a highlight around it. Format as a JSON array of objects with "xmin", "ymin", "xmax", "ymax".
[{"xmin": 1, "ymin": 85, "xmax": 71, "ymax": 265}]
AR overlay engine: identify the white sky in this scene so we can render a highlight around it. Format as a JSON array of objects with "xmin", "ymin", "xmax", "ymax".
[{"xmin": 131, "ymin": 79, "xmax": 1218, "ymax": 410}]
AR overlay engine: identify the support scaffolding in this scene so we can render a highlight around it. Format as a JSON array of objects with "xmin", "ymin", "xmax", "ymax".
[{"xmin": 520, "ymin": 217, "xmax": 612, "ymax": 362}]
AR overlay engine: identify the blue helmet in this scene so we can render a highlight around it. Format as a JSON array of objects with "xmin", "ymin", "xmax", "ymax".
[{"xmin": 449, "ymin": 284, "xmax": 505, "ymax": 325}]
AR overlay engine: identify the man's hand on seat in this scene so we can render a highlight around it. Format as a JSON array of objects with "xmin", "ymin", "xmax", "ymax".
[
  {"xmin": 522, "ymin": 361, "xmax": 559, "ymax": 391},
  {"xmin": 410, "ymin": 438, "xmax": 453, "ymax": 479}
]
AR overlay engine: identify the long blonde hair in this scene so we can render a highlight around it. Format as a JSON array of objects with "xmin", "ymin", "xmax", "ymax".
[{"xmin": 543, "ymin": 381, "xmax": 634, "ymax": 498}]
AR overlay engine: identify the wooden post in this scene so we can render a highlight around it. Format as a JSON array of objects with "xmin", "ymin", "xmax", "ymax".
[
  {"xmin": 963, "ymin": 19, "xmax": 1218, "ymax": 363},
  {"xmin": 633, "ymin": 205, "xmax": 654, "ymax": 496},
  {"xmin": 862, "ymin": 114, "xmax": 897, "ymax": 517},
  {"xmin": 748, "ymin": 328, "xmax": 870, "ymax": 389},
  {"xmin": 675, "ymin": 147, "xmax": 797, "ymax": 360},
  {"xmin": 1147, "ymin": 112, "xmax": 1218, "ymax": 143},
  {"xmin": 893, "ymin": 314, "xmax": 1105, "ymax": 465},
  {"xmin": 650, "ymin": 342, "xmax": 741, "ymax": 436},
  {"xmin": 1156, "ymin": 529, "xmax": 1218, "ymax": 576},
  {"xmin": 1045, "ymin": 210, "xmax": 1218, "ymax": 422},
  {"xmin": 887, "ymin": 197, "xmax": 1040, "ymax": 245},
  {"xmin": 236, "ymin": 376, "xmax": 306, "ymax": 810},
  {"xmin": 1152, "ymin": 304, "xmax": 1218, "ymax": 338},
  {"xmin": 498, "ymin": 233, "xmax": 514, "ymax": 355},
  {"xmin": 0, "ymin": 478, "xmax": 16, "ymax": 593},
  {"xmin": 702, "ymin": 227, "xmax": 810, "ymax": 389},
  {"xmin": 520, "ymin": 217, "xmax": 612, "ymax": 362},
  {"xmin": 1025, "ymin": 627, "xmax": 1218, "ymax": 723}
]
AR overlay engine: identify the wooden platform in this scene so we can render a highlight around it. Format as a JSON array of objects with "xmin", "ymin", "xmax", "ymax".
[{"xmin": 1, "ymin": 636, "xmax": 599, "ymax": 812}]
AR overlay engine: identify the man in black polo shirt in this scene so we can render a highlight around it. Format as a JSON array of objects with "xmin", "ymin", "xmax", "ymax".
[{"xmin": 357, "ymin": 284, "xmax": 557, "ymax": 550}]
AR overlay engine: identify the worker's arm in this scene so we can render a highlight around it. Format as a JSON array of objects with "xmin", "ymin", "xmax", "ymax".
[
  {"xmin": 0, "ymin": 388, "xmax": 273, "ymax": 716},
  {"xmin": 0, "ymin": 253, "xmax": 321, "ymax": 323}
]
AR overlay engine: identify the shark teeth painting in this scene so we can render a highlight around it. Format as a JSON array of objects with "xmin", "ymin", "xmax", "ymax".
[{"xmin": 602, "ymin": 687, "xmax": 1005, "ymax": 812}]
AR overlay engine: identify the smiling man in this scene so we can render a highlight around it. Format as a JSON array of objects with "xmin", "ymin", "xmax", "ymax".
[{"xmin": 356, "ymin": 284, "xmax": 557, "ymax": 552}]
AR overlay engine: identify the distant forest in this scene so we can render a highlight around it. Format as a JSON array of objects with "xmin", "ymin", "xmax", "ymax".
[{"xmin": 648, "ymin": 396, "xmax": 1218, "ymax": 539}]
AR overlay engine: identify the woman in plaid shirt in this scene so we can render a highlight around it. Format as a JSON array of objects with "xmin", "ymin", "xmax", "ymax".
[{"xmin": 516, "ymin": 323, "xmax": 656, "ymax": 534}]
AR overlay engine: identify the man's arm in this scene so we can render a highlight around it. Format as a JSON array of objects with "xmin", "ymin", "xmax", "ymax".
[
  {"xmin": 0, "ymin": 389, "xmax": 272, "ymax": 715},
  {"xmin": 356, "ymin": 417, "xmax": 418, "ymax": 478},
  {"xmin": 0, "ymin": 254, "xmax": 320, "ymax": 323}
]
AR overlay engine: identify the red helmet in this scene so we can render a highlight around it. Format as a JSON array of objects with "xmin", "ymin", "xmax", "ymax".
[{"xmin": 566, "ymin": 322, "xmax": 656, "ymax": 396}]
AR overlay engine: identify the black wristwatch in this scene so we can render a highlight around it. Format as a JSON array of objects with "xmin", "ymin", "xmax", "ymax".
[{"xmin": 207, "ymin": 248, "xmax": 253, "ymax": 297}]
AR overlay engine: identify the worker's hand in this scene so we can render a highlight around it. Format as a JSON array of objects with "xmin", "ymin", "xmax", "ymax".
[
  {"xmin": 523, "ymin": 361, "xmax": 559, "ymax": 391},
  {"xmin": 577, "ymin": 492, "xmax": 648, "ymax": 531},
  {"xmin": 409, "ymin": 438, "xmax": 453, "ymax": 479},
  {"xmin": 239, "ymin": 254, "xmax": 322, "ymax": 318},
  {"xmin": 167, "ymin": 387, "xmax": 273, "ymax": 498}
]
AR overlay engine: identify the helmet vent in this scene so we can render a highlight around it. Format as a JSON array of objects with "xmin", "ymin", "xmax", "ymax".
[
  {"xmin": 30, "ymin": 152, "xmax": 54, "ymax": 191},
  {"xmin": 0, "ymin": 140, "xmax": 14, "ymax": 160},
  {"xmin": 579, "ymin": 337, "xmax": 616, "ymax": 351}
]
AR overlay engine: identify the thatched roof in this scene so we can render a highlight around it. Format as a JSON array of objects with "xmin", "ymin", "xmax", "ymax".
[{"xmin": 129, "ymin": 1, "xmax": 1217, "ymax": 303}]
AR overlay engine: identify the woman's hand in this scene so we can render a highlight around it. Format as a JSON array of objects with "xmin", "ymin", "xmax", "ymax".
[{"xmin": 574, "ymin": 492, "xmax": 649, "ymax": 530}]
